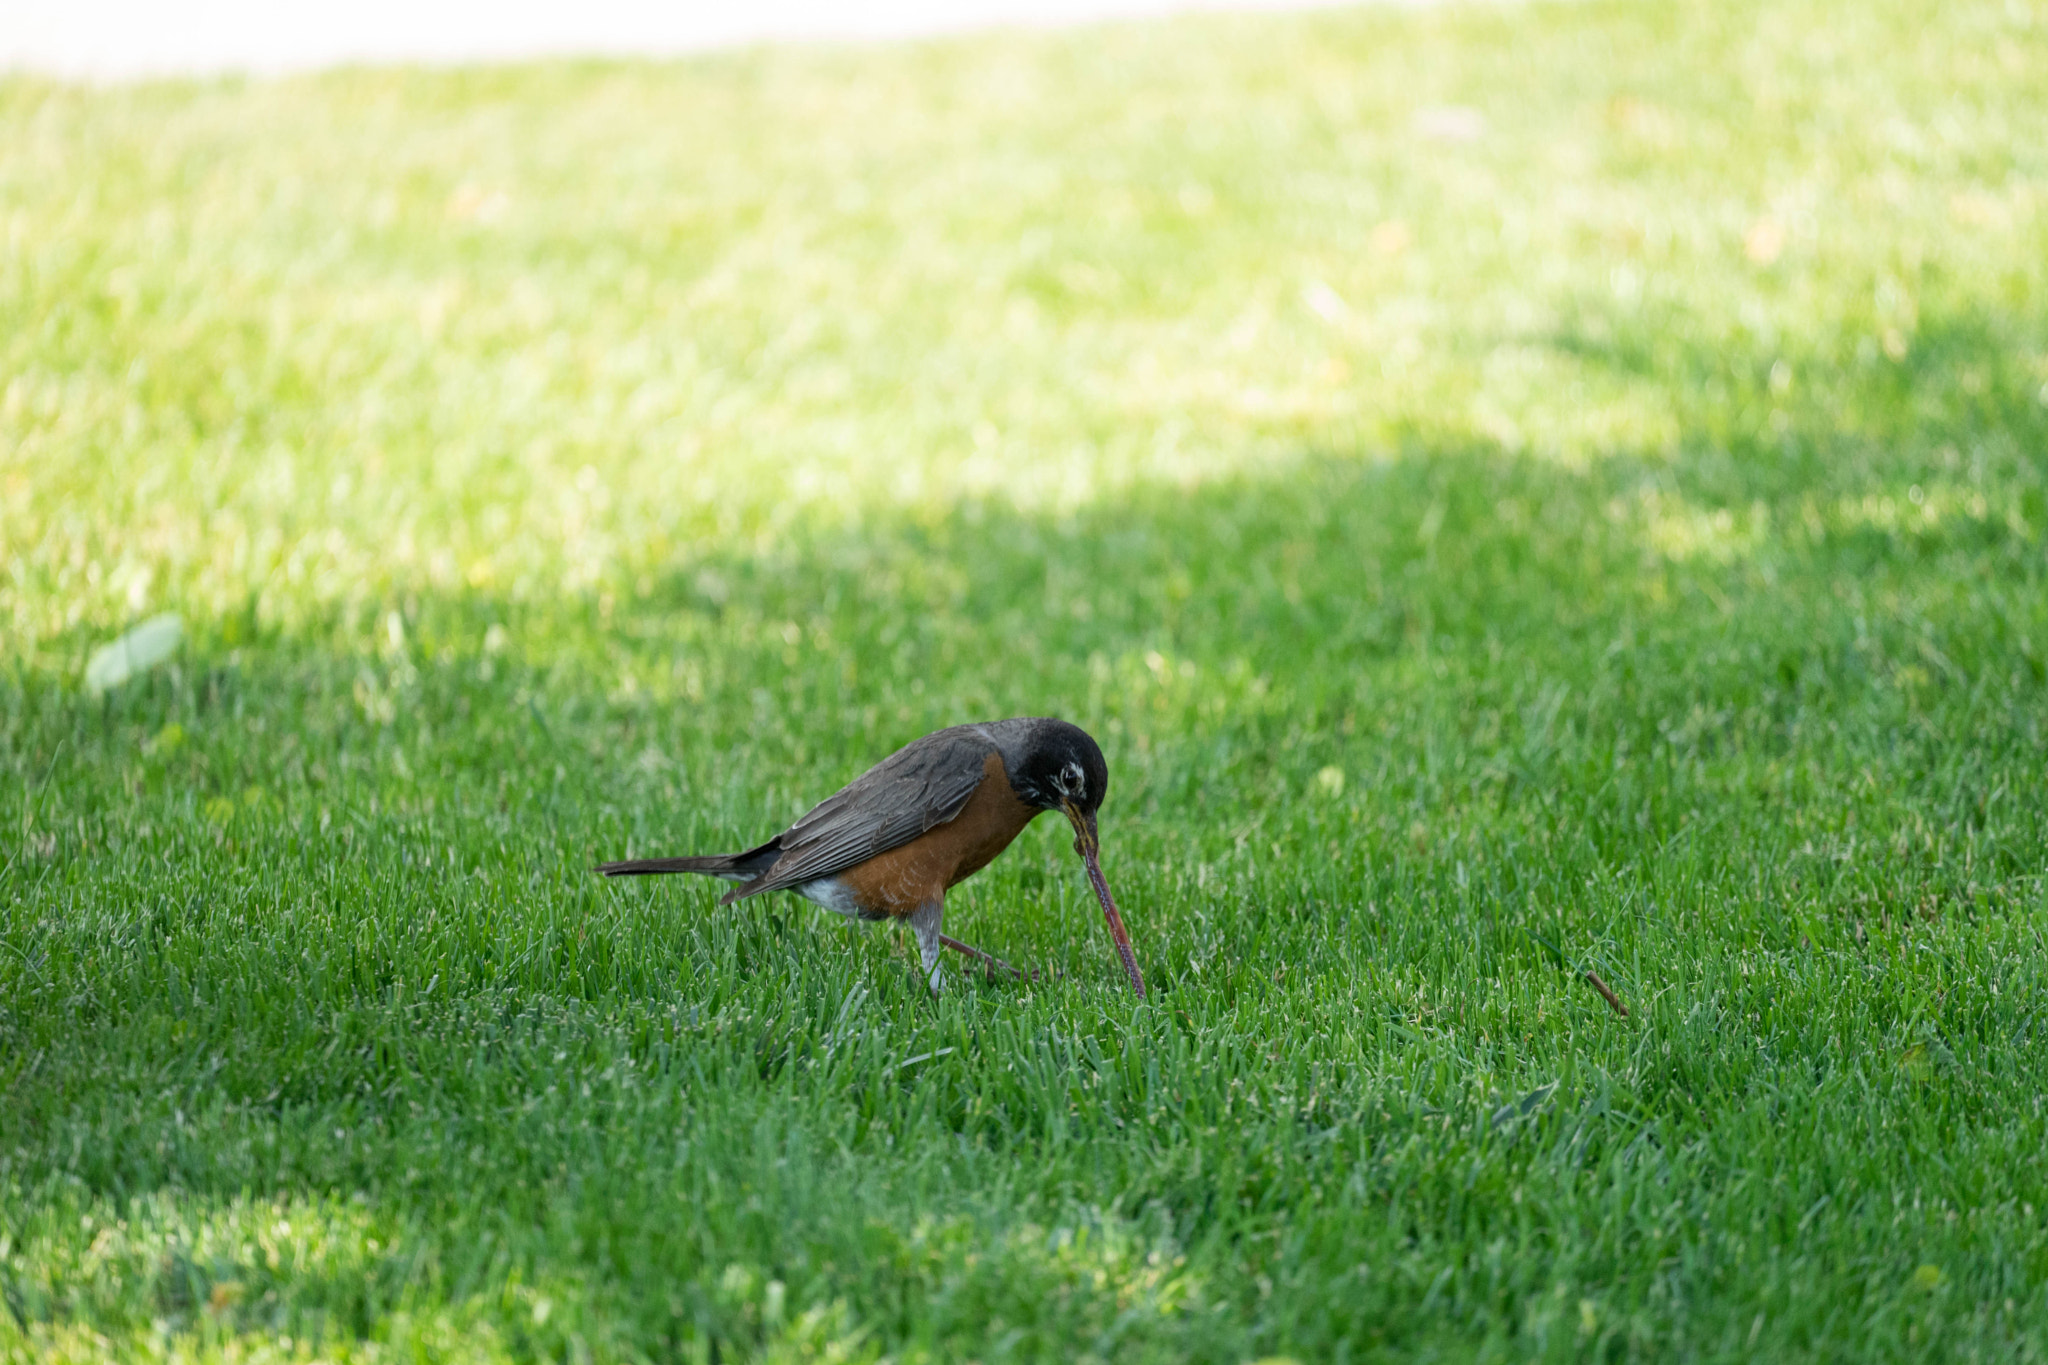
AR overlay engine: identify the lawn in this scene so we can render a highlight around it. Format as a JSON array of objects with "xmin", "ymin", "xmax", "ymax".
[{"xmin": 4, "ymin": 0, "xmax": 2048, "ymax": 1358}]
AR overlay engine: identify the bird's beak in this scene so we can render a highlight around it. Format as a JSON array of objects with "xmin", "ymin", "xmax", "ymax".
[{"xmin": 1064, "ymin": 803, "xmax": 1146, "ymax": 999}]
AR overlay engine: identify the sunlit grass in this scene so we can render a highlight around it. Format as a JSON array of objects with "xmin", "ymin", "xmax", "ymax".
[
  {"xmin": 5, "ymin": 0, "xmax": 2042, "ymax": 649},
  {"xmin": 5, "ymin": 0, "xmax": 2048, "ymax": 1359}
]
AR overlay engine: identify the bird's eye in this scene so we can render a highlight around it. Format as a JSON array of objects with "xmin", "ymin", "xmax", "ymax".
[{"xmin": 1061, "ymin": 762, "xmax": 1085, "ymax": 796}]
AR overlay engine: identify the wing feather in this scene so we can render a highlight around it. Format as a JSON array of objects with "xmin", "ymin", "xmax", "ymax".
[{"xmin": 720, "ymin": 725, "xmax": 998, "ymax": 903}]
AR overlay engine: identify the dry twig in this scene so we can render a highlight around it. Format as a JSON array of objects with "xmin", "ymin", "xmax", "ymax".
[{"xmin": 1583, "ymin": 969, "xmax": 1629, "ymax": 1017}]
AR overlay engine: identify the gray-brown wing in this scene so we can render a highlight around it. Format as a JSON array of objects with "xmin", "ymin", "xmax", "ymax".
[{"xmin": 722, "ymin": 724, "xmax": 999, "ymax": 903}]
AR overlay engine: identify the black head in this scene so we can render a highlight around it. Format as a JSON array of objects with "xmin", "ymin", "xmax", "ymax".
[
  {"xmin": 1005, "ymin": 718, "xmax": 1110, "ymax": 815},
  {"xmin": 980, "ymin": 716, "xmax": 1143, "ymax": 997}
]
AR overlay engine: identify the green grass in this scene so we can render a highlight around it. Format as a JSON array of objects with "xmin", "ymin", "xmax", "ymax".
[{"xmin": 5, "ymin": 0, "xmax": 2048, "ymax": 1358}]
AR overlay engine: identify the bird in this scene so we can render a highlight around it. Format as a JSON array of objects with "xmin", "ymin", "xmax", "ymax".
[{"xmin": 597, "ymin": 717, "xmax": 1145, "ymax": 998}]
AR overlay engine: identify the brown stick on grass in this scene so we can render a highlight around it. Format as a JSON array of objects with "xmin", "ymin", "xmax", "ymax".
[{"xmin": 1583, "ymin": 969, "xmax": 1630, "ymax": 1017}]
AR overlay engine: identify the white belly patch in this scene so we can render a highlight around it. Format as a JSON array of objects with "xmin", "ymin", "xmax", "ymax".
[{"xmin": 795, "ymin": 878, "xmax": 862, "ymax": 917}]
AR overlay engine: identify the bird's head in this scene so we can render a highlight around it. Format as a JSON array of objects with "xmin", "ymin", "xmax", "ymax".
[
  {"xmin": 1006, "ymin": 719, "xmax": 1144, "ymax": 998},
  {"xmin": 1010, "ymin": 719, "xmax": 1109, "ymax": 821}
]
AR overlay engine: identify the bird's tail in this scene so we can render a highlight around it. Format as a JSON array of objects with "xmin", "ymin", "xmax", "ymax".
[
  {"xmin": 596, "ymin": 856, "xmax": 737, "ymax": 877},
  {"xmin": 596, "ymin": 839, "xmax": 781, "ymax": 881}
]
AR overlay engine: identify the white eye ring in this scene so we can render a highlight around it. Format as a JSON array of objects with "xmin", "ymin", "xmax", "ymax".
[{"xmin": 1058, "ymin": 762, "xmax": 1085, "ymax": 797}]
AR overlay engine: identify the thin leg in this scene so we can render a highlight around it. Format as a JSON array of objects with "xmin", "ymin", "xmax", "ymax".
[
  {"xmin": 939, "ymin": 934, "xmax": 1034, "ymax": 982},
  {"xmin": 907, "ymin": 902, "xmax": 945, "ymax": 995}
]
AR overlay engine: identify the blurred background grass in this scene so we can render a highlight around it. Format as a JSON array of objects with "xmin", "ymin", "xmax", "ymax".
[
  {"xmin": 5, "ymin": 0, "xmax": 2048, "ymax": 1360},
  {"xmin": 7, "ymin": 0, "xmax": 2041, "ymax": 655}
]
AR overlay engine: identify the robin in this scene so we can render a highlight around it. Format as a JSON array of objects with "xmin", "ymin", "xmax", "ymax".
[{"xmin": 598, "ymin": 717, "xmax": 1146, "ymax": 997}]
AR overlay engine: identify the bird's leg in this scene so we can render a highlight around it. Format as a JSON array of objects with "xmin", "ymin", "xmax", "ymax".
[
  {"xmin": 907, "ymin": 902, "xmax": 946, "ymax": 995},
  {"xmin": 938, "ymin": 934, "xmax": 1033, "ymax": 982}
]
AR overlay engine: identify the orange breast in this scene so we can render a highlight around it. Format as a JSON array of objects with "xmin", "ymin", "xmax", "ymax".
[{"xmin": 832, "ymin": 751, "xmax": 1042, "ymax": 916}]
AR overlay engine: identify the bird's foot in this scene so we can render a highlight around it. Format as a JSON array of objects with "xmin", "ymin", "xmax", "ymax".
[{"xmin": 938, "ymin": 934, "xmax": 1039, "ymax": 983}]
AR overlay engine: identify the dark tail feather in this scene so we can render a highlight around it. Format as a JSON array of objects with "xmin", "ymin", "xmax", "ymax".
[
  {"xmin": 597, "ymin": 856, "xmax": 738, "ymax": 877},
  {"xmin": 596, "ymin": 839, "xmax": 781, "ymax": 880}
]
